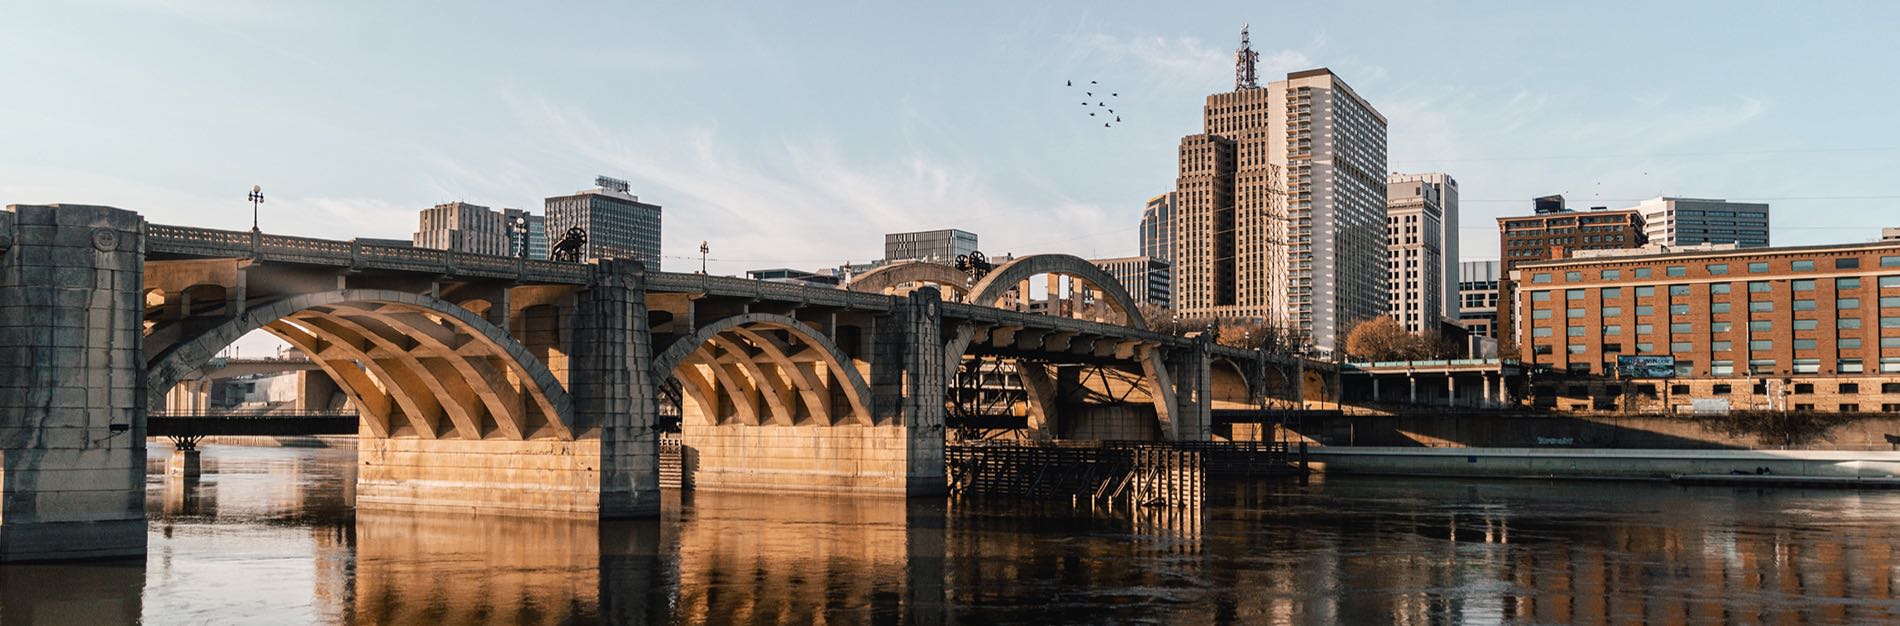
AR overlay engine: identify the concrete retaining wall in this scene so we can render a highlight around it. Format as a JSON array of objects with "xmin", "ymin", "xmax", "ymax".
[
  {"xmin": 1288, "ymin": 412, "xmax": 1900, "ymax": 451},
  {"xmin": 1311, "ymin": 446, "xmax": 1900, "ymax": 481}
]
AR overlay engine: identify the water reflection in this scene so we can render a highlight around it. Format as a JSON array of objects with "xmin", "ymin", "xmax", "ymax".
[{"xmin": 9, "ymin": 445, "xmax": 1900, "ymax": 623}]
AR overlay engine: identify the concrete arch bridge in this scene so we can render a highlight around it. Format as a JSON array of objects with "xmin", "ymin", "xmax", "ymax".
[{"xmin": 0, "ymin": 204, "xmax": 1304, "ymax": 561}]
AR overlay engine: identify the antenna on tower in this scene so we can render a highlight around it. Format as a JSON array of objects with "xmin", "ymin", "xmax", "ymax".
[{"xmin": 1236, "ymin": 23, "xmax": 1259, "ymax": 90}]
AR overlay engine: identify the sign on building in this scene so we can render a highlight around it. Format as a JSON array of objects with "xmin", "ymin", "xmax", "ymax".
[
  {"xmin": 1691, "ymin": 398, "xmax": 1731, "ymax": 416},
  {"xmin": 1616, "ymin": 355, "xmax": 1676, "ymax": 378}
]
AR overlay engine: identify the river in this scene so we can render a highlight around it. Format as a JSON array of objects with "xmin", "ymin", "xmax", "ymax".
[{"xmin": 3, "ymin": 443, "xmax": 1898, "ymax": 624}]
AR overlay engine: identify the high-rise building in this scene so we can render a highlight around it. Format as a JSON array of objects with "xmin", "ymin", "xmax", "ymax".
[
  {"xmin": 1457, "ymin": 260, "xmax": 1500, "ymax": 338},
  {"xmin": 884, "ymin": 229, "xmax": 978, "ymax": 263},
  {"xmin": 1386, "ymin": 173, "xmax": 1459, "ymax": 333},
  {"xmin": 413, "ymin": 201, "xmax": 511, "ymax": 256},
  {"xmin": 544, "ymin": 176, "xmax": 663, "ymax": 267},
  {"xmin": 1140, "ymin": 192, "xmax": 1174, "ymax": 263},
  {"xmin": 1171, "ymin": 26, "xmax": 1388, "ymax": 355},
  {"xmin": 500, "ymin": 208, "xmax": 548, "ymax": 260},
  {"xmin": 1091, "ymin": 256, "xmax": 1172, "ymax": 310},
  {"xmin": 1628, "ymin": 197, "xmax": 1770, "ymax": 248},
  {"xmin": 1495, "ymin": 198, "xmax": 1647, "ymax": 347}
]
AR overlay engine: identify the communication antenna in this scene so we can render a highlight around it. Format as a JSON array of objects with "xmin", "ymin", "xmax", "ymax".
[{"xmin": 1236, "ymin": 23, "xmax": 1259, "ymax": 90}]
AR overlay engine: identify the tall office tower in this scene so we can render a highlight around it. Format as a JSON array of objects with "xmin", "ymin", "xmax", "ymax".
[
  {"xmin": 544, "ymin": 176, "xmax": 663, "ymax": 267},
  {"xmin": 1385, "ymin": 175, "xmax": 1448, "ymax": 334},
  {"xmin": 1091, "ymin": 256, "xmax": 1173, "ymax": 310},
  {"xmin": 1494, "ymin": 197, "xmax": 1647, "ymax": 347},
  {"xmin": 500, "ymin": 208, "xmax": 548, "ymax": 260},
  {"xmin": 1389, "ymin": 173, "xmax": 1459, "ymax": 321},
  {"xmin": 884, "ymin": 228, "xmax": 978, "ymax": 263},
  {"xmin": 413, "ymin": 201, "xmax": 510, "ymax": 256},
  {"xmin": 1140, "ymin": 192, "xmax": 1175, "ymax": 263},
  {"xmin": 1171, "ymin": 25, "xmax": 1388, "ymax": 355},
  {"xmin": 1627, "ymin": 197, "xmax": 1770, "ymax": 248},
  {"xmin": 1457, "ymin": 260, "xmax": 1500, "ymax": 338}
]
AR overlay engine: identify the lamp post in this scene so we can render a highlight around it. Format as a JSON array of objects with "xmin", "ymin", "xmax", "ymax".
[
  {"xmin": 698, "ymin": 241, "xmax": 709, "ymax": 275},
  {"xmin": 247, "ymin": 185, "xmax": 265, "ymax": 232}
]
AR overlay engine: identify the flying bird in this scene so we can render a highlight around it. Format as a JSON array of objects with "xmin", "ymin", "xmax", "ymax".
[
  {"xmin": 1104, "ymin": 123, "xmax": 1110, "ymax": 128},
  {"xmin": 1116, "ymin": 116, "xmax": 1121, "ymax": 122},
  {"xmin": 1089, "ymin": 112, "xmax": 1096, "ymax": 116},
  {"xmin": 1086, "ymin": 92, "xmax": 1093, "ymax": 96},
  {"xmin": 1090, "ymin": 80, "xmax": 1098, "ymax": 84},
  {"xmin": 1112, "ymin": 93, "xmax": 1118, "ymax": 97},
  {"xmin": 1066, "ymin": 80, "xmax": 1072, "ymax": 86}
]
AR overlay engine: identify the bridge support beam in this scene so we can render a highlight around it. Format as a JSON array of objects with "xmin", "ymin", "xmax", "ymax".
[
  {"xmin": 1163, "ymin": 336, "xmax": 1213, "ymax": 441},
  {"xmin": 0, "ymin": 205, "xmax": 147, "ymax": 561}
]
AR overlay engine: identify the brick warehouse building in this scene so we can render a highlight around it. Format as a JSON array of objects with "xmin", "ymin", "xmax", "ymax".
[
  {"xmin": 1494, "ymin": 203, "xmax": 1647, "ymax": 348},
  {"xmin": 1514, "ymin": 241, "xmax": 1900, "ymax": 413}
]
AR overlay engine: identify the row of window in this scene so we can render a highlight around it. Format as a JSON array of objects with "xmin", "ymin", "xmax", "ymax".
[{"xmin": 1531, "ymin": 256, "xmax": 1900, "ymax": 284}]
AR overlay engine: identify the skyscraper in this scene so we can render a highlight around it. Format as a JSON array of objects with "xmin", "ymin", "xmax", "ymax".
[
  {"xmin": 1091, "ymin": 255, "xmax": 1172, "ymax": 310},
  {"xmin": 413, "ymin": 201, "xmax": 511, "ymax": 256},
  {"xmin": 544, "ymin": 176, "xmax": 663, "ymax": 266},
  {"xmin": 1387, "ymin": 172, "xmax": 1460, "ymax": 329},
  {"xmin": 884, "ymin": 228, "xmax": 978, "ymax": 263},
  {"xmin": 1171, "ymin": 26, "xmax": 1389, "ymax": 355},
  {"xmin": 1140, "ymin": 192, "xmax": 1174, "ymax": 263},
  {"xmin": 1627, "ymin": 196, "xmax": 1770, "ymax": 248}
]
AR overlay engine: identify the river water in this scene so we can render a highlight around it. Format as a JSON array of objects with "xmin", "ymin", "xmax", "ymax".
[{"xmin": 4, "ymin": 444, "xmax": 1899, "ymax": 624}]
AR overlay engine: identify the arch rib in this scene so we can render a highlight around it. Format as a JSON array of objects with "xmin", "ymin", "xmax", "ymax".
[
  {"xmin": 964, "ymin": 254, "xmax": 1149, "ymax": 330},
  {"xmin": 651, "ymin": 313, "xmax": 873, "ymax": 426},
  {"xmin": 844, "ymin": 261, "xmax": 973, "ymax": 297}
]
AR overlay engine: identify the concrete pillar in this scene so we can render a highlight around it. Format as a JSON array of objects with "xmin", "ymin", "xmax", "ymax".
[
  {"xmin": 896, "ymin": 288, "xmax": 947, "ymax": 496},
  {"xmin": 1497, "ymin": 375, "xmax": 1511, "ymax": 406},
  {"xmin": 167, "ymin": 448, "xmax": 201, "ymax": 479},
  {"xmin": 0, "ymin": 204, "xmax": 147, "ymax": 561},
  {"xmin": 572, "ymin": 259, "xmax": 661, "ymax": 517},
  {"xmin": 1408, "ymin": 374, "xmax": 1418, "ymax": 404},
  {"xmin": 1482, "ymin": 374, "xmax": 1494, "ymax": 407},
  {"xmin": 1446, "ymin": 375, "xmax": 1457, "ymax": 407},
  {"xmin": 1167, "ymin": 336, "xmax": 1213, "ymax": 441}
]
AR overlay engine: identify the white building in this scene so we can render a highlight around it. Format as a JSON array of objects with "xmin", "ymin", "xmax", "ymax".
[
  {"xmin": 1386, "ymin": 173, "xmax": 1459, "ymax": 334},
  {"xmin": 413, "ymin": 202, "xmax": 511, "ymax": 256},
  {"xmin": 1628, "ymin": 197, "xmax": 1769, "ymax": 248}
]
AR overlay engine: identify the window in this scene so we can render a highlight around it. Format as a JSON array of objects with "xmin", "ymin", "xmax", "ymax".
[
  {"xmin": 1842, "ymin": 359, "xmax": 1864, "ymax": 373},
  {"xmin": 1888, "ymin": 404, "xmax": 1900, "ymax": 412},
  {"xmin": 1601, "ymin": 269, "xmax": 1621, "ymax": 280},
  {"xmin": 1840, "ymin": 318, "xmax": 1862, "ymax": 329},
  {"xmin": 1669, "ymin": 285, "xmax": 1692, "ymax": 296},
  {"xmin": 1886, "ymin": 338, "xmax": 1900, "ymax": 348},
  {"xmin": 1749, "ymin": 301, "xmax": 1774, "ymax": 312},
  {"xmin": 1605, "ymin": 325, "xmax": 1622, "ymax": 335},
  {"xmin": 1750, "ymin": 321, "xmax": 1773, "ymax": 331},
  {"xmin": 1794, "ymin": 300, "xmax": 1817, "ymax": 311},
  {"xmin": 1712, "ymin": 303, "xmax": 1731, "ymax": 314},
  {"xmin": 1604, "ymin": 342, "xmax": 1623, "ymax": 352},
  {"xmin": 1885, "ymin": 317, "xmax": 1900, "ymax": 328},
  {"xmin": 1883, "ymin": 256, "xmax": 1900, "ymax": 268},
  {"xmin": 1567, "ymin": 289, "xmax": 1585, "ymax": 300},
  {"xmin": 1532, "ymin": 291, "xmax": 1551, "ymax": 302},
  {"xmin": 1568, "ymin": 345, "xmax": 1586, "ymax": 355},
  {"xmin": 1533, "ymin": 327, "xmax": 1553, "ymax": 337},
  {"xmin": 1711, "ymin": 283, "xmax": 1732, "ymax": 294},
  {"xmin": 1795, "ymin": 403, "xmax": 1815, "ymax": 412},
  {"xmin": 1795, "ymin": 383, "xmax": 1817, "ymax": 394},
  {"xmin": 1603, "ymin": 306, "xmax": 1622, "ymax": 317},
  {"xmin": 1842, "ymin": 338, "xmax": 1863, "ymax": 349},
  {"xmin": 1636, "ymin": 286, "xmax": 1656, "ymax": 297},
  {"xmin": 1672, "ymin": 383, "xmax": 1691, "ymax": 394},
  {"xmin": 1533, "ymin": 345, "xmax": 1553, "ymax": 355},
  {"xmin": 1711, "ymin": 322, "xmax": 1731, "ymax": 332},
  {"xmin": 1748, "ymin": 262, "xmax": 1769, "ymax": 273},
  {"xmin": 1708, "ymin": 264, "xmax": 1729, "ymax": 275},
  {"xmin": 1883, "ymin": 296, "xmax": 1900, "ymax": 307},
  {"xmin": 1750, "ymin": 362, "xmax": 1774, "ymax": 376},
  {"xmin": 1793, "ymin": 279, "xmax": 1816, "ymax": 291},
  {"xmin": 1842, "ymin": 298, "xmax": 1861, "ymax": 310},
  {"xmin": 1842, "ymin": 383, "xmax": 1861, "ymax": 394},
  {"xmin": 1532, "ymin": 309, "xmax": 1553, "ymax": 319},
  {"xmin": 1671, "ymin": 304, "xmax": 1691, "ymax": 315},
  {"xmin": 1748, "ymin": 281, "xmax": 1771, "ymax": 293},
  {"xmin": 1567, "ymin": 308, "xmax": 1586, "ymax": 318},
  {"xmin": 1666, "ymin": 266, "xmax": 1687, "ymax": 277},
  {"xmin": 1712, "ymin": 361, "xmax": 1735, "ymax": 376},
  {"xmin": 1568, "ymin": 326, "xmax": 1586, "ymax": 337},
  {"xmin": 1671, "ymin": 341, "xmax": 1693, "ymax": 352},
  {"xmin": 1793, "ymin": 319, "xmax": 1818, "ymax": 330},
  {"xmin": 1886, "ymin": 383, "xmax": 1900, "ymax": 393},
  {"xmin": 1882, "ymin": 276, "xmax": 1900, "ymax": 288},
  {"xmin": 1749, "ymin": 340, "xmax": 1773, "ymax": 351},
  {"xmin": 1712, "ymin": 383, "xmax": 1732, "ymax": 394},
  {"xmin": 1841, "ymin": 404, "xmax": 1861, "ymax": 413},
  {"xmin": 1637, "ymin": 343, "xmax": 1655, "ymax": 352},
  {"xmin": 1838, "ymin": 258, "xmax": 1861, "ymax": 270},
  {"xmin": 1839, "ymin": 277, "xmax": 1862, "ymax": 290},
  {"xmin": 1637, "ymin": 324, "xmax": 1654, "ymax": 334},
  {"xmin": 1884, "ymin": 358, "xmax": 1900, "ymax": 373},
  {"xmin": 1565, "ymin": 271, "xmax": 1582, "ymax": 282},
  {"xmin": 1670, "ymin": 322, "xmax": 1693, "ymax": 333},
  {"xmin": 1532, "ymin": 273, "xmax": 1552, "ymax": 284},
  {"xmin": 1602, "ymin": 287, "xmax": 1622, "ymax": 299},
  {"xmin": 1711, "ymin": 341, "xmax": 1731, "ymax": 351},
  {"xmin": 1792, "ymin": 260, "xmax": 1816, "ymax": 271},
  {"xmin": 1634, "ymin": 268, "xmax": 1653, "ymax": 279},
  {"xmin": 1794, "ymin": 339, "xmax": 1818, "ymax": 350},
  {"xmin": 1636, "ymin": 306, "xmax": 1655, "ymax": 316}
]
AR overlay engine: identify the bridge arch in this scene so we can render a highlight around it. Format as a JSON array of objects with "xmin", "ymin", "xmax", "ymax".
[
  {"xmin": 652, "ymin": 313, "xmax": 873, "ymax": 426},
  {"xmin": 844, "ymin": 261, "xmax": 972, "ymax": 298},
  {"xmin": 965, "ymin": 254, "xmax": 1147, "ymax": 329},
  {"xmin": 146, "ymin": 288, "xmax": 574, "ymax": 441}
]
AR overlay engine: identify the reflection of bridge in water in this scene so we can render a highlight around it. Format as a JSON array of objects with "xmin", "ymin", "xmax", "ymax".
[{"xmin": 0, "ymin": 204, "xmax": 1329, "ymax": 561}]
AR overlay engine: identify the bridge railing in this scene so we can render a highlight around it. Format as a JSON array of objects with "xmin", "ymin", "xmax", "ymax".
[{"xmin": 146, "ymin": 223, "xmax": 594, "ymax": 284}]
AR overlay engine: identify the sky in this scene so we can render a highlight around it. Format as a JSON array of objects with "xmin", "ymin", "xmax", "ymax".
[{"xmin": 6, "ymin": 1, "xmax": 1900, "ymax": 281}]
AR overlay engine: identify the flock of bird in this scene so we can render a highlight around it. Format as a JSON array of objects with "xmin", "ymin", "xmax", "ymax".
[{"xmin": 1066, "ymin": 79, "xmax": 1122, "ymax": 128}]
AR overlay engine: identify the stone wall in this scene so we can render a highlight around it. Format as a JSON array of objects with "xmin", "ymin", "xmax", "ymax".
[
  {"xmin": 356, "ymin": 437, "xmax": 607, "ymax": 515},
  {"xmin": 1285, "ymin": 411, "xmax": 1900, "ymax": 451},
  {"xmin": 0, "ymin": 205, "xmax": 148, "ymax": 561}
]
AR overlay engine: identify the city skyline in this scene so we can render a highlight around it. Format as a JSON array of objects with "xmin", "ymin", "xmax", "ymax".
[{"xmin": 5, "ymin": 3, "xmax": 1900, "ymax": 279}]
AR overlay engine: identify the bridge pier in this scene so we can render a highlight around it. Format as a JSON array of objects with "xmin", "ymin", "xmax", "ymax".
[{"xmin": 0, "ymin": 205, "xmax": 148, "ymax": 561}]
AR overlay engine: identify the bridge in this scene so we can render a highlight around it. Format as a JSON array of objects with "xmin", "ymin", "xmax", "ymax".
[{"xmin": 0, "ymin": 204, "xmax": 1314, "ymax": 561}]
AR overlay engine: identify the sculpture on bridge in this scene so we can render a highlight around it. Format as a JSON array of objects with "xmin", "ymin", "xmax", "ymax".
[
  {"xmin": 955, "ymin": 250, "xmax": 993, "ymax": 281},
  {"xmin": 550, "ymin": 227, "xmax": 587, "ymax": 263}
]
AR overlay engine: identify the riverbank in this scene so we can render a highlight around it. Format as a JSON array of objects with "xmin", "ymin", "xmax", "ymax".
[{"xmin": 1309, "ymin": 446, "xmax": 1900, "ymax": 486}]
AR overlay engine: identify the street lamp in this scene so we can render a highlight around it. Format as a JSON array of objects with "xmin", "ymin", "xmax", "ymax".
[
  {"xmin": 248, "ymin": 185, "xmax": 265, "ymax": 232},
  {"xmin": 698, "ymin": 241, "xmax": 709, "ymax": 275}
]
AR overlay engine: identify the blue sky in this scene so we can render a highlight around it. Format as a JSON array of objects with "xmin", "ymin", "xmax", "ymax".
[{"xmin": 6, "ymin": 1, "xmax": 1900, "ymax": 277}]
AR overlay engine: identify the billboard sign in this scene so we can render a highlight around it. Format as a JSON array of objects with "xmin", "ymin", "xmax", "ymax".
[{"xmin": 1617, "ymin": 355, "xmax": 1676, "ymax": 378}]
